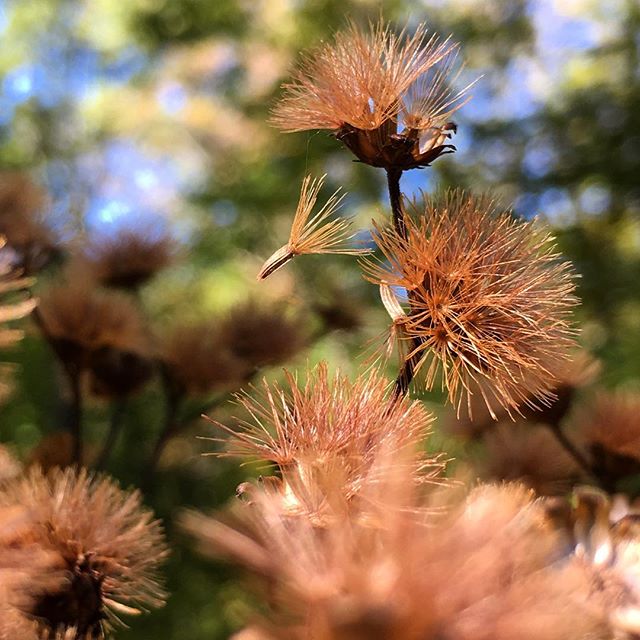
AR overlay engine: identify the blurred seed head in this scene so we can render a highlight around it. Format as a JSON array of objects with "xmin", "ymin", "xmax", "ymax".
[
  {"xmin": 0, "ymin": 468, "xmax": 168, "ymax": 638},
  {"xmin": 77, "ymin": 226, "xmax": 176, "ymax": 290},
  {"xmin": 577, "ymin": 391, "xmax": 640, "ymax": 485},
  {"xmin": 184, "ymin": 480, "xmax": 605, "ymax": 640},
  {"xmin": 271, "ymin": 22, "xmax": 471, "ymax": 170},
  {"xmin": 219, "ymin": 301, "xmax": 308, "ymax": 372},
  {"xmin": 37, "ymin": 281, "xmax": 150, "ymax": 375},
  {"xmin": 478, "ymin": 423, "xmax": 582, "ymax": 496},
  {"xmin": 161, "ymin": 322, "xmax": 249, "ymax": 397},
  {"xmin": 0, "ymin": 172, "xmax": 58, "ymax": 274},
  {"xmin": 363, "ymin": 190, "xmax": 578, "ymax": 418}
]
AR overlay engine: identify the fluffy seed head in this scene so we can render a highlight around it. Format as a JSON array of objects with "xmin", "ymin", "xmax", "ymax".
[
  {"xmin": 78, "ymin": 226, "xmax": 176, "ymax": 290},
  {"xmin": 0, "ymin": 468, "xmax": 168, "ymax": 638},
  {"xmin": 37, "ymin": 281, "xmax": 149, "ymax": 372},
  {"xmin": 272, "ymin": 22, "xmax": 472, "ymax": 169},
  {"xmin": 209, "ymin": 362, "xmax": 439, "ymax": 517},
  {"xmin": 363, "ymin": 190, "xmax": 578, "ymax": 418}
]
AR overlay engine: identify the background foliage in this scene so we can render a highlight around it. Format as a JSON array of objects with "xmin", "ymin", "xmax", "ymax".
[{"xmin": 0, "ymin": 0, "xmax": 638, "ymax": 637}]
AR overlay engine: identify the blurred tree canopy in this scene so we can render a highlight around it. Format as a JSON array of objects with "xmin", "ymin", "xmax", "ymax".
[{"xmin": 0, "ymin": 0, "xmax": 638, "ymax": 637}]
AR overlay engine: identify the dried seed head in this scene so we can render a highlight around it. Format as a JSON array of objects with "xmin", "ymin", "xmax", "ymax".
[
  {"xmin": 578, "ymin": 392, "xmax": 640, "ymax": 483},
  {"xmin": 78, "ymin": 226, "xmax": 176, "ymax": 290},
  {"xmin": 272, "ymin": 22, "xmax": 473, "ymax": 170},
  {"xmin": 0, "ymin": 172, "xmax": 57, "ymax": 273},
  {"xmin": 219, "ymin": 301, "xmax": 308, "ymax": 371},
  {"xmin": 258, "ymin": 175, "xmax": 367, "ymax": 280},
  {"xmin": 478, "ymin": 423, "xmax": 582, "ymax": 496},
  {"xmin": 161, "ymin": 322, "xmax": 249, "ymax": 397},
  {"xmin": 0, "ymin": 468, "xmax": 168, "ymax": 638},
  {"xmin": 363, "ymin": 189, "xmax": 578, "ymax": 418},
  {"xmin": 37, "ymin": 281, "xmax": 150, "ymax": 373},
  {"xmin": 184, "ymin": 481, "xmax": 604, "ymax": 640},
  {"xmin": 208, "ymin": 362, "xmax": 439, "ymax": 518}
]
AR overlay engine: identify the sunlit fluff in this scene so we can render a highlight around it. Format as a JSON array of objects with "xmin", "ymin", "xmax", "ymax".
[
  {"xmin": 184, "ymin": 482, "xmax": 605, "ymax": 640},
  {"xmin": 258, "ymin": 175, "xmax": 367, "ymax": 280},
  {"xmin": 208, "ymin": 362, "xmax": 439, "ymax": 518},
  {"xmin": 363, "ymin": 190, "xmax": 578, "ymax": 417},
  {"xmin": 272, "ymin": 21, "xmax": 474, "ymax": 169}
]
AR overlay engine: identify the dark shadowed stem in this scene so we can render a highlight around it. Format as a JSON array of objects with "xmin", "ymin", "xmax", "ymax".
[
  {"xmin": 387, "ymin": 167, "xmax": 406, "ymax": 239},
  {"xmin": 386, "ymin": 167, "xmax": 421, "ymax": 399},
  {"xmin": 147, "ymin": 384, "xmax": 183, "ymax": 477},
  {"xmin": 68, "ymin": 368, "xmax": 83, "ymax": 465},
  {"xmin": 546, "ymin": 423, "xmax": 596, "ymax": 481},
  {"xmin": 31, "ymin": 305, "xmax": 85, "ymax": 464},
  {"xmin": 96, "ymin": 398, "xmax": 127, "ymax": 469}
]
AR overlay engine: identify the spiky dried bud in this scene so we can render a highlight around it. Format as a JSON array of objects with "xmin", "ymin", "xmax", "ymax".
[
  {"xmin": 37, "ymin": 281, "xmax": 150, "ymax": 379},
  {"xmin": 0, "ymin": 172, "xmax": 57, "ymax": 273},
  {"xmin": 363, "ymin": 190, "xmax": 578, "ymax": 417},
  {"xmin": 258, "ymin": 175, "xmax": 367, "ymax": 280},
  {"xmin": 478, "ymin": 423, "xmax": 581, "ymax": 495},
  {"xmin": 208, "ymin": 362, "xmax": 439, "ymax": 519},
  {"xmin": 272, "ymin": 22, "xmax": 473, "ymax": 170},
  {"xmin": 219, "ymin": 301, "xmax": 308, "ymax": 371},
  {"xmin": 0, "ymin": 468, "xmax": 168, "ymax": 638},
  {"xmin": 577, "ymin": 392, "xmax": 640, "ymax": 484},
  {"xmin": 78, "ymin": 227, "xmax": 176, "ymax": 290}
]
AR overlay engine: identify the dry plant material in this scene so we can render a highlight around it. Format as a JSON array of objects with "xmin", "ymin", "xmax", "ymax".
[
  {"xmin": 0, "ymin": 172, "xmax": 57, "ymax": 273},
  {"xmin": 208, "ymin": 361, "xmax": 440, "ymax": 519},
  {"xmin": 219, "ymin": 300, "xmax": 308, "ymax": 370},
  {"xmin": 258, "ymin": 175, "xmax": 367, "ymax": 280},
  {"xmin": 363, "ymin": 189, "xmax": 577, "ymax": 418},
  {"xmin": 272, "ymin": 22, "xmax": 473, "ymax": 170},
  {"xmin": 449, "ymin": 350, "xmax": 600, "ymax": 439},
  {"xmin": 479, "ymin": 423, "xmax": 581, "ymax": 496},
  {"xmin": 578, "ymin": 392, "xmax": 640, "ymax": 483},
  {"xmin": 79, "ymin": 227, "xmax": 176, "ymax": 289},
  {"xmin": 0, "ymin": 468, "xmax": 168, "ymax": 638},
  {"xmin": 161, "ymin": 322, "xmax": 249, "ymax": 397},
  {"xmin": 37, "ymin": 280, "xmax": 150, "ymax": 376},
  {"xmin": 184, "ymin": 480, "xmax": 606, "ymax": 640}
]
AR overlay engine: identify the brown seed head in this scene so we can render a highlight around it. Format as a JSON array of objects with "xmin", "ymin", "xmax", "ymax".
[
  {"xmin": 0, "ymin": 172, "xmax": 57, "ymax": 273},
  {"xmin": 258, "ymin": 175, "xmax": 368, "ymax": 280},
  {"xmin": 271, "ymin": 22, "xmax": 473, "ymax": 169},
  {"xmin": 479, "ymin": 423, "xmax": 582, "ymax": 496},
  {"xmin": 219, "ymin": 301, "xmax": 308, "ymax": 371},
  {"xmin": 578, "ymin": 392, "xmax": 640, "ymax": 483},
  {"xmin": 209, "ymin": 362, "xmax": 439, "ymax": 518},
  {"xmin": 0, "ymin": 468, "xmax": 168, "ymax": 638},
  {"xmin": 37, "ymin": 281, "xmax": 149, "ymax": 372},
  {"xmin": 79, "ymin": 227, "xmax": 176, "ymax": 290},
  {"xmin": 184, "ymin": 481, "xmax": 605, "ymax": 640},
  {"xmin": 363, "ymin": 190, "xmax": 578, "ymax": 418},
  {"xmin": 161, "ymin": 322, "xmax": 249, "ymax": 397}
]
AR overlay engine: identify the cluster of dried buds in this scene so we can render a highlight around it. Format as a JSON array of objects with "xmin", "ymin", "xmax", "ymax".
[{"xmin": 182, "ymin": 17, "xmax": 640, "ymax": 640}]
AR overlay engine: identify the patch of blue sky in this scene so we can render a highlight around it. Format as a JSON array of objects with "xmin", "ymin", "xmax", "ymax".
[
  {"xmin": 102, "ymin": 46, "xmax": 148, "ymax": 83},
  {"xmin": 538, "ymin": 186, "xmax": 576, "ymax": 225},
  {"xmin": 156, "ymin": 82, "xmax": 188, "ymax": 115},
  {"xmin": 523, "ymin": 137, "xmax": 557, "ymax": 179}
]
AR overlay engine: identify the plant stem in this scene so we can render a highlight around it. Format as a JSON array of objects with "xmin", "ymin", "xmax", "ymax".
[
  {"xmin": 148, "ymin": 384, "xmax": 182, "ymax": 476},
  {"xmin": 387, "ymin": 167, "xmax": 406, "ymax": 238},
  {"xmin": 386, "ymin": 167, "xmax": 421, "ymax": 399},
  {"xmin": 68, "ymin": 368, "xmax": 83, "ymax": 465},
  {"xmin": 96, "ymin": 398, "xmax": 127, "ymax": 469},
  {"xmin": 546, "ymin": 423, "xmax": 594, "ymax": 479}
]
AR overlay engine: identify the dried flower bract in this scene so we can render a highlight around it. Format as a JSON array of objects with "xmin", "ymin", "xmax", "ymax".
[{"xmin": 258, "ymin": 175, "xmax": 367, "ymax": 280}]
